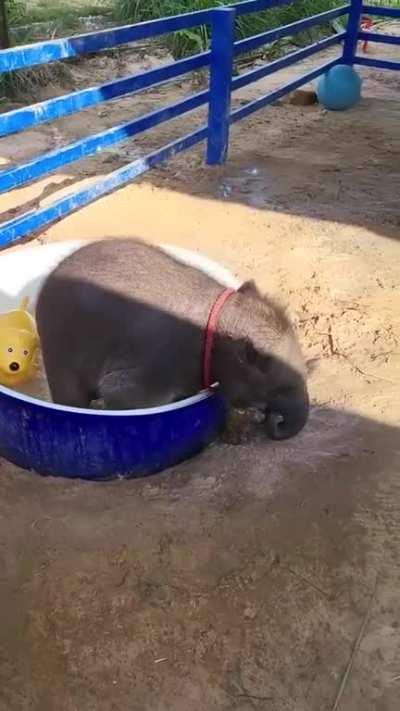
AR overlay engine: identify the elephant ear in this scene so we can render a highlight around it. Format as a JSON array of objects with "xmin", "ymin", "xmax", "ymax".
[
  {"xmin": 306, "ymin": 358, "xmax": 319, "ymax": 376},
  {"xmin": 238, "ymin": 280, "xmax": 261, "ymax": 297},
  {"xmin": 242, "ymin": 338, "xmax": 272, "ymax": 372}
]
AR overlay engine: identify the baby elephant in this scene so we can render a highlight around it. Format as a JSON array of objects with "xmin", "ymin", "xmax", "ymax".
[{"xmin": 36, "ymin": 239, "xmax": 309, "ymax": 440}]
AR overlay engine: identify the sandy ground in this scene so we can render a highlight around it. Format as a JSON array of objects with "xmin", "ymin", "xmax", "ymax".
[{"xmin": 0, "ymin": 28, "xmax": 400, "ymax": 711}]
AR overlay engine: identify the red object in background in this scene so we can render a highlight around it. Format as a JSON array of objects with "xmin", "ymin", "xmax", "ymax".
[{"xmin": 361, "ymin": 17, "xmax": 374, "ymax": 53}]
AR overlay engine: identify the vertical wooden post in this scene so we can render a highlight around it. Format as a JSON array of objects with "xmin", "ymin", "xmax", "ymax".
[
  {"xmin": 342, "ymin": 0, "xmax": 363, "ymax": 64},
  {"xmin": 0, "ymin": 0, "xmax": 11, "ymax": 50},
  {"xmin": 206, "ymin": 7, "xmax": 236, "ymax": 166}
]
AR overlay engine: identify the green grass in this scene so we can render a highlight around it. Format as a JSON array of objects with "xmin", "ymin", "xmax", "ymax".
[
  {"xmin": 115, "ymin": 0, "xmax": 346, "ymax": 57},
  {"xmin": 25, "ymin": 1, "xmax": 113, "ymax": 25},
  {"xmin": 9, "ymin": 0, "xmax": 114, "ymax": 31}
]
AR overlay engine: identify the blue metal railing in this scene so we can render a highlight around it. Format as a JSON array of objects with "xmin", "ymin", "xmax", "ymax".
[
  {"xmin": 0, "ymin": 52, "xmax": 211, "ymax": 137},
  {"xmin": 355, "ymin": 3, "xmax": 400, "ymax": 70},
  {"xmin": 0, "ymin": 0, "xmax": 397, "ymax": 249}
]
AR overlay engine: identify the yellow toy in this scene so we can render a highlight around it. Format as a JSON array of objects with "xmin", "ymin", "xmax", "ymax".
[{"xmin": 0, "ymin": 297, "xmax": 39, "ymax": 387}]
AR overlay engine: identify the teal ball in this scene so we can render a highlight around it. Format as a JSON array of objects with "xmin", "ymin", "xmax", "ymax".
[{"xmin": 317, "ymin": 64, "xmax": 362, "ymax": 111}]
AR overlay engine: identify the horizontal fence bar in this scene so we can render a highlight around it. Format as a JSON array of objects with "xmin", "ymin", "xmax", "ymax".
[
  {"xmin": 355, "ymin": 55, "xmax": 400, "ymax": 70},
  {"xmin": 0, "ymin": 14, "xmax": 211, "ymax": 74},
  {"xmin": 231, "ymin": 57, "xmax": 339, "ymax": 124},
  {"xmin": 0, "ymin": 0, "xmax": 292, "ymax": 74},
  {"xmin": 362, "ymin": 5, "xmax": 400, "ymax": 19},
  {"xmin": 358, "ymin": 31, "xmax": 400, "ymax": 46},
  {"xmin": 0, "ymin": 52, "xmax": 209, "ymax": 138},
  {"xmin": 233, "ymin": 31, "xmax": 345, "ymax": 91},
  {"xmin": 0, "ymin": 91, "xmax": 209, "ymax": 194},
  {"xmin": 234, "ymin": 5, "xmax": 350, "ymax": 55},
  {"xmin": 0, "ymin": 125, "xmax": 208, "ymax": 249}
]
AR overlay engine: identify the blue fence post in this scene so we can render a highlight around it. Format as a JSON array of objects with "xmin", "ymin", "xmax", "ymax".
[
  {"xmin": 342, "ymin": 0, "xmax": 363, "ymax": 64},
  {"xmin": 206, "ymin": 7, "xmax": 236, "ymax": 166}
]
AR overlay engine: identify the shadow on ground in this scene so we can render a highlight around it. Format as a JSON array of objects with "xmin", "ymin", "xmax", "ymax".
[{"xmin": 0, "ymin": 398, "xmax": 399, "ymax": 711}]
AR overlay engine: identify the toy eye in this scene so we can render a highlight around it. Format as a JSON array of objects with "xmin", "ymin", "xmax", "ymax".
[
  {"xmin": 23, "ymin": 350, "xmax": 29, "ymax": 356},
  {"xmin": 8, "ymin": 347, "xmax": 13, "ymax": 353}
]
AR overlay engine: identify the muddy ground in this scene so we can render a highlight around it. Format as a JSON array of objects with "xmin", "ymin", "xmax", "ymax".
[{"xmin": 0, "ymin": 29, "xmax": 400, "ymax": 711}]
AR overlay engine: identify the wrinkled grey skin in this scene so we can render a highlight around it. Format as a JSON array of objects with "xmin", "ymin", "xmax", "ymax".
[{"xmin": 36, "ymin": 239, "xmax": 309, "ymax": 440}]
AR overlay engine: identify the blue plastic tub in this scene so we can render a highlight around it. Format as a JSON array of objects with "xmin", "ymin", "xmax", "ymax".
[
  {"xmin": 0, "ymin": 385, "xmax": 227, "ymax": 480},
  {"xmin": 0, "ymin": 241, "xmax": 235, "ymax": 480}
]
